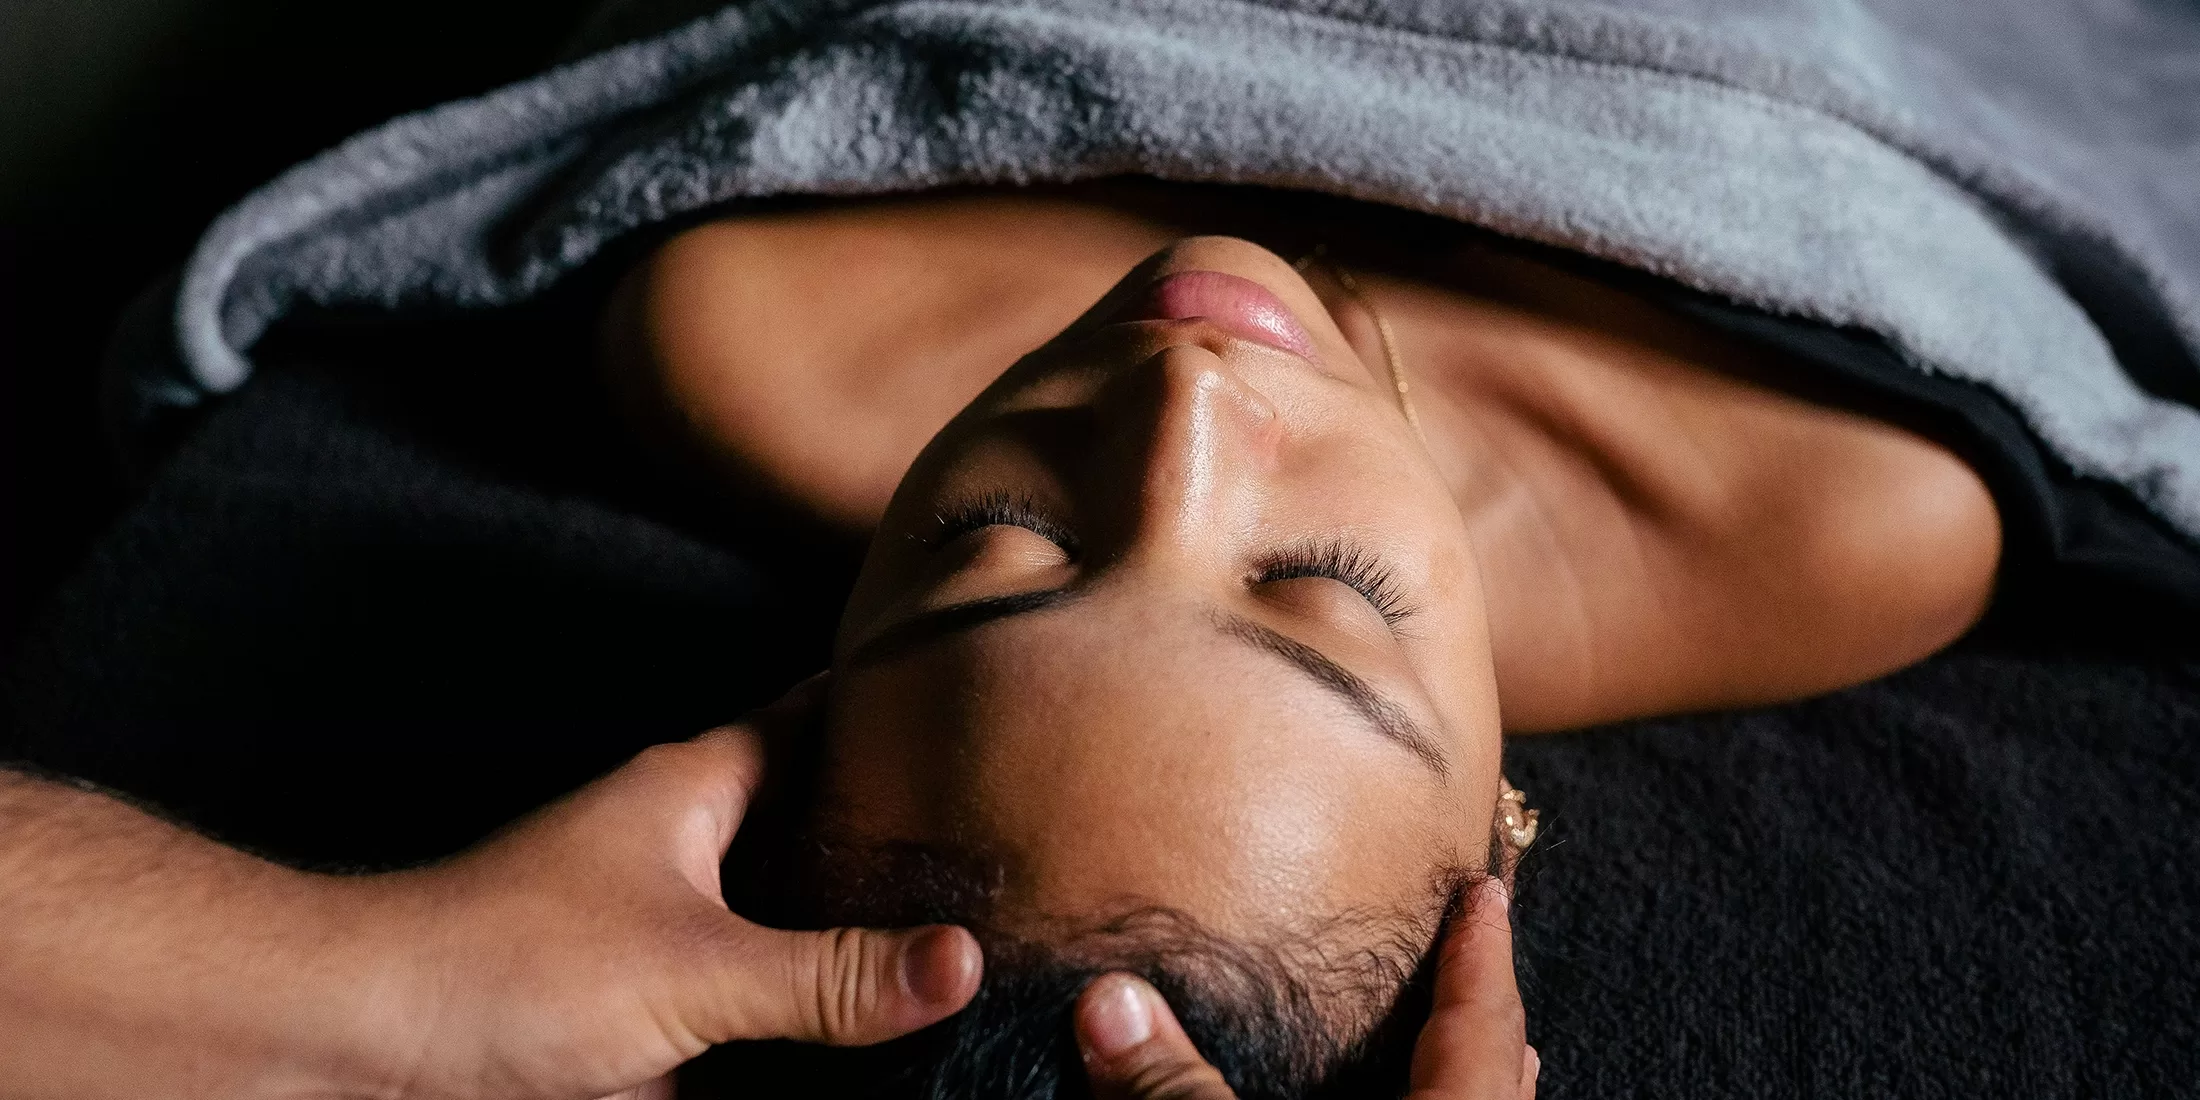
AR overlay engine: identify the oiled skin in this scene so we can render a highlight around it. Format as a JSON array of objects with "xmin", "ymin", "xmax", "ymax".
[{"xmin": 600, "ymin": 183, "xmax": 2001, "ymax": 732}]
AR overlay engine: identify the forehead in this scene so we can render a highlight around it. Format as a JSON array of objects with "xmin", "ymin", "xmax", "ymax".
[{"xmin": 823, "ymin": 593, "xmax": 1469, "ymax": 936}]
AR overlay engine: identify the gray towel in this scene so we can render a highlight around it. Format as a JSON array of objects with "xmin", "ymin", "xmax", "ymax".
[{"xmin": 131, "ymin": 0, "xmax": 2200, "ymax": 541}]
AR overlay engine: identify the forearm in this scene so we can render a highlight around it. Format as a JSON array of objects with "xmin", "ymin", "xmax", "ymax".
[
  {"xmin": 0, "ymin": 768, "xmax": 415, "ymax": 1100},
  {"xmin": 0, "ymin": 689, "xmax": 972, "ymax": 1100}
]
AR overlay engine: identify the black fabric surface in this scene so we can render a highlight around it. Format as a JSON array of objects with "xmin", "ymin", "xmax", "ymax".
[
  {"xmin": 1507, "ymin": 656, "xmax": 2200, "ymax": 1097},
  {"xmin": 6, "ymin": 297, "xmax": 2200, "ymax": 1096},
  {"xmin": 4, "ymin": 294, "xmax": 850, "ymax": 866}
]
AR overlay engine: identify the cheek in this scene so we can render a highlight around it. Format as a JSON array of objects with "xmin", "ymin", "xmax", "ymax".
[
  {"xmin": 1231, "ymin": 774, "xmax": 1465, "ymax": 924},
  {"xmin": 822, "ymin": 609, "xmax": 1488, "ymax": 939},
  {"xmin": 956, "ymin": 686, "xmax": 1462, "ymax": 933},
  {"xmin": 972, "ymin": 750, "xmax": 1462, "ymax": 936}
]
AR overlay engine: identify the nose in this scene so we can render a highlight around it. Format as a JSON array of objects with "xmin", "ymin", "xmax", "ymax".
[{"xmin": 1088, "ymin": 342, "xmax": 1283, "ymax": 559}]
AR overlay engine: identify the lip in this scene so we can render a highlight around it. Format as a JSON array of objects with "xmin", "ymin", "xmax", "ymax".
[{"xmin": 1113, "ymin": 270, "xmax": 1320, "ymax": 360}]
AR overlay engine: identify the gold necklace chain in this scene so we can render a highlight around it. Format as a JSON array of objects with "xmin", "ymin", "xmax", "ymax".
[{"xmin": 1296, "ymin": 248, "xmax": 1423, "ymax": 436}]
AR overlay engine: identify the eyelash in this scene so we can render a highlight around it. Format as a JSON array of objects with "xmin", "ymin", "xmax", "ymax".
[
  {"xmin": 930, "ymin": 495, "xmax": 1417, "ymax": 627},
  {"xmin": 932, "ymin": 491, "xmax": 1081, "ymax": 554},
  {"xmin": 1255, "ymin": 538, "xmax": 1420, "ymax": 627}
]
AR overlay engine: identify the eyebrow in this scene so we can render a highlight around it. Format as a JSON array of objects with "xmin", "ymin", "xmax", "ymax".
[
  {"xmin": 1214, "ymin": 613, "xmax": 1451, "ymax": 781},
  {"xmin": 842, "ymin": 588, "xmax": 1088, "ymax": 669},
  {"xmin": 842, "ymin": 588, "xmax": 1447, "ymax": 780}
]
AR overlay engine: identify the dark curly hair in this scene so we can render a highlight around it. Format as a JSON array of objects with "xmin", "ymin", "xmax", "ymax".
[{"xmin": 692, "ymin": 829, "xmax": 1502, "ymax": 1100}]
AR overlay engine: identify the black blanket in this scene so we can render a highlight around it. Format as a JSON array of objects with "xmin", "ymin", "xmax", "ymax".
[{"xmin": 7, "ymin": 301, "xmax": 2198, "ymax": 1097}]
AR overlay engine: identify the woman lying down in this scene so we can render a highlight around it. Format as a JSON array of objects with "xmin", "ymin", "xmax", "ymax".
[
  {"xmin": 17, "ymin": 0, "xmax": 2196, "ymax": 1096},
  {"xmin": 0, "ymin": 191, "xmax": 2005, "ymax": 1100},
  {"xmin": 597, "ymin": 187, "xmax": 1999, "ymax": 1096}
]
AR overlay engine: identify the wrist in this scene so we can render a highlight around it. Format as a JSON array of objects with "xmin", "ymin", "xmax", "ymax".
[
  {"xmin": 0, "ymin": 773, "xmax": 442, "ymax": 1100},
  {"xmin": 285, "ymin": 870, "xmax": 462, "ymax": 1100},
  {"xmin": 120, "ymin": 864, "xmax": 433, "ymax": 1100}
]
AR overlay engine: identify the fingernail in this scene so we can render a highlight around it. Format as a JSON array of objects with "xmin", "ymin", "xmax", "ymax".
[
  {"xmin": 1081, "ymin": 974, "xmax": 1155, "ymax": 1056},
  {"xmin": 899, "ymin": 926, "xmax": 980, "ymax": 1007},
  {"xmin": 1526, "ymin": 1043, "xmax": 1541, "ymax": 1082}
]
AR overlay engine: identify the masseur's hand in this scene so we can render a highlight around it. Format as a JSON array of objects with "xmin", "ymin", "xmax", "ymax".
[
  {"xmin": 374, "ymin": 678, "xmax": 983, "ymax": 1099},
  {"xmin": 0, "ymin": 679, "xmax": 981, "ymax": 1100},
  {"xmin": 1074, "ymin": 879, "xmax": 1537, "ymax": 1100}
]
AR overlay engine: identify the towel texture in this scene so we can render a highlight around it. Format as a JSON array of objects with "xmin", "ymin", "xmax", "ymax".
[{"xmin": 126, "ymin": 0, "xmax": 2200, "ymax": 546}]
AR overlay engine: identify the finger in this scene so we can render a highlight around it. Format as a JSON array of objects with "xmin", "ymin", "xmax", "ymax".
[
  {"xmin": 678, "ymin": 724, "xmax": 769, "ymax": 858},
  {"xmin": 1078, "ymin": 973, "xmax": 1239, "ymax": 1100},
  {"xmin": 1522, "ymin": 1044, "xmax": 1540, "ymax": 1100},
  {"xmin": 693, "ymin": 922, "xmax": 982, "ymax": 1046},
  {"xmin": 1406, "ymin": 878, "xmax": 1528, "ymax": 1099},
  {"xmin": 675, "ymin": 674, "xmax": 833, "ymax": 868},
  {"xmin": 689, "ymin": 673, "xmax": 832, "ymax": 808}
]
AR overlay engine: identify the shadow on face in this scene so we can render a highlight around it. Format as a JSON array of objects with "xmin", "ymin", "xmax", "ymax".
[{"xmin": 714, "ymin": 238, "xmax": 1517, "ymax": 1097}]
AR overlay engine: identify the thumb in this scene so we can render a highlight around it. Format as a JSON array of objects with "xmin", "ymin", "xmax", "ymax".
[
  {"xmin": 1078, "ymin": 974, "xmax": 1240, "ymax": 1100},
  {"xmin": 1407, "ymin": 878, "xmax": 1528, "ymax": 1099},
  {"xmin": 692, "ymin": 921, "xmax": 982, "ymax": 1046}
]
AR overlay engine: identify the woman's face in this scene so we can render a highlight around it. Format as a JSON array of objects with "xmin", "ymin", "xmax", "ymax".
[{"xmin": 821, "ymin": 236, "xmax": 1504, "ymax": 942}]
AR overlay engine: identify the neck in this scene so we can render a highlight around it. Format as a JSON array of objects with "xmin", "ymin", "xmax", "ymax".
[{"xmin": 606, "ymin": 186, "xmax": 2002, "ymax": 733}]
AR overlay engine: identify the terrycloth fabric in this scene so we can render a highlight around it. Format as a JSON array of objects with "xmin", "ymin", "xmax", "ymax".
[{"xmin": 128, "ymin": 0, "xmax": 2200, "ymax": 544}]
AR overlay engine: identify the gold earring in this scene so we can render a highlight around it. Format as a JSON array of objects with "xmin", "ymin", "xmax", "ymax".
[{"xmin": 1499, "ymin": 779, "xmax": 1540, "ymax": 852}]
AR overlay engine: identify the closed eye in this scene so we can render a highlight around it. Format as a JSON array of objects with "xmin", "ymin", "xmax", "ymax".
[
  {"xmin": 930, "ymin": 490, "xmax": 1080, "ymax": 555},
  {"xmin": 927, "ymin": 502, "xmax": 1413, "ymax": 626},
  {"xmin": 1253, "ymin": 537, "xmax": 1419, "ymax": 627}
]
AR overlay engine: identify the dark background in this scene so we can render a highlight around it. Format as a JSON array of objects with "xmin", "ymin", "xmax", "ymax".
[{"xmin": 0, "ymin": 0, "xmax": 598, "ymax": 663}]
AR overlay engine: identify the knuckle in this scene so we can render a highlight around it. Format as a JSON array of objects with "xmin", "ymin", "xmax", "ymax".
[
  {"xmin": 627, "ymin": 742, "xmax": 693, "ymax": 780},
  {"xmin": 797, "ymin": 927, "xmax": 883, "ymax": 1042},
  {"xmin": 624, "ymin": 741, "xmax": 730, "ymax": 811}
]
